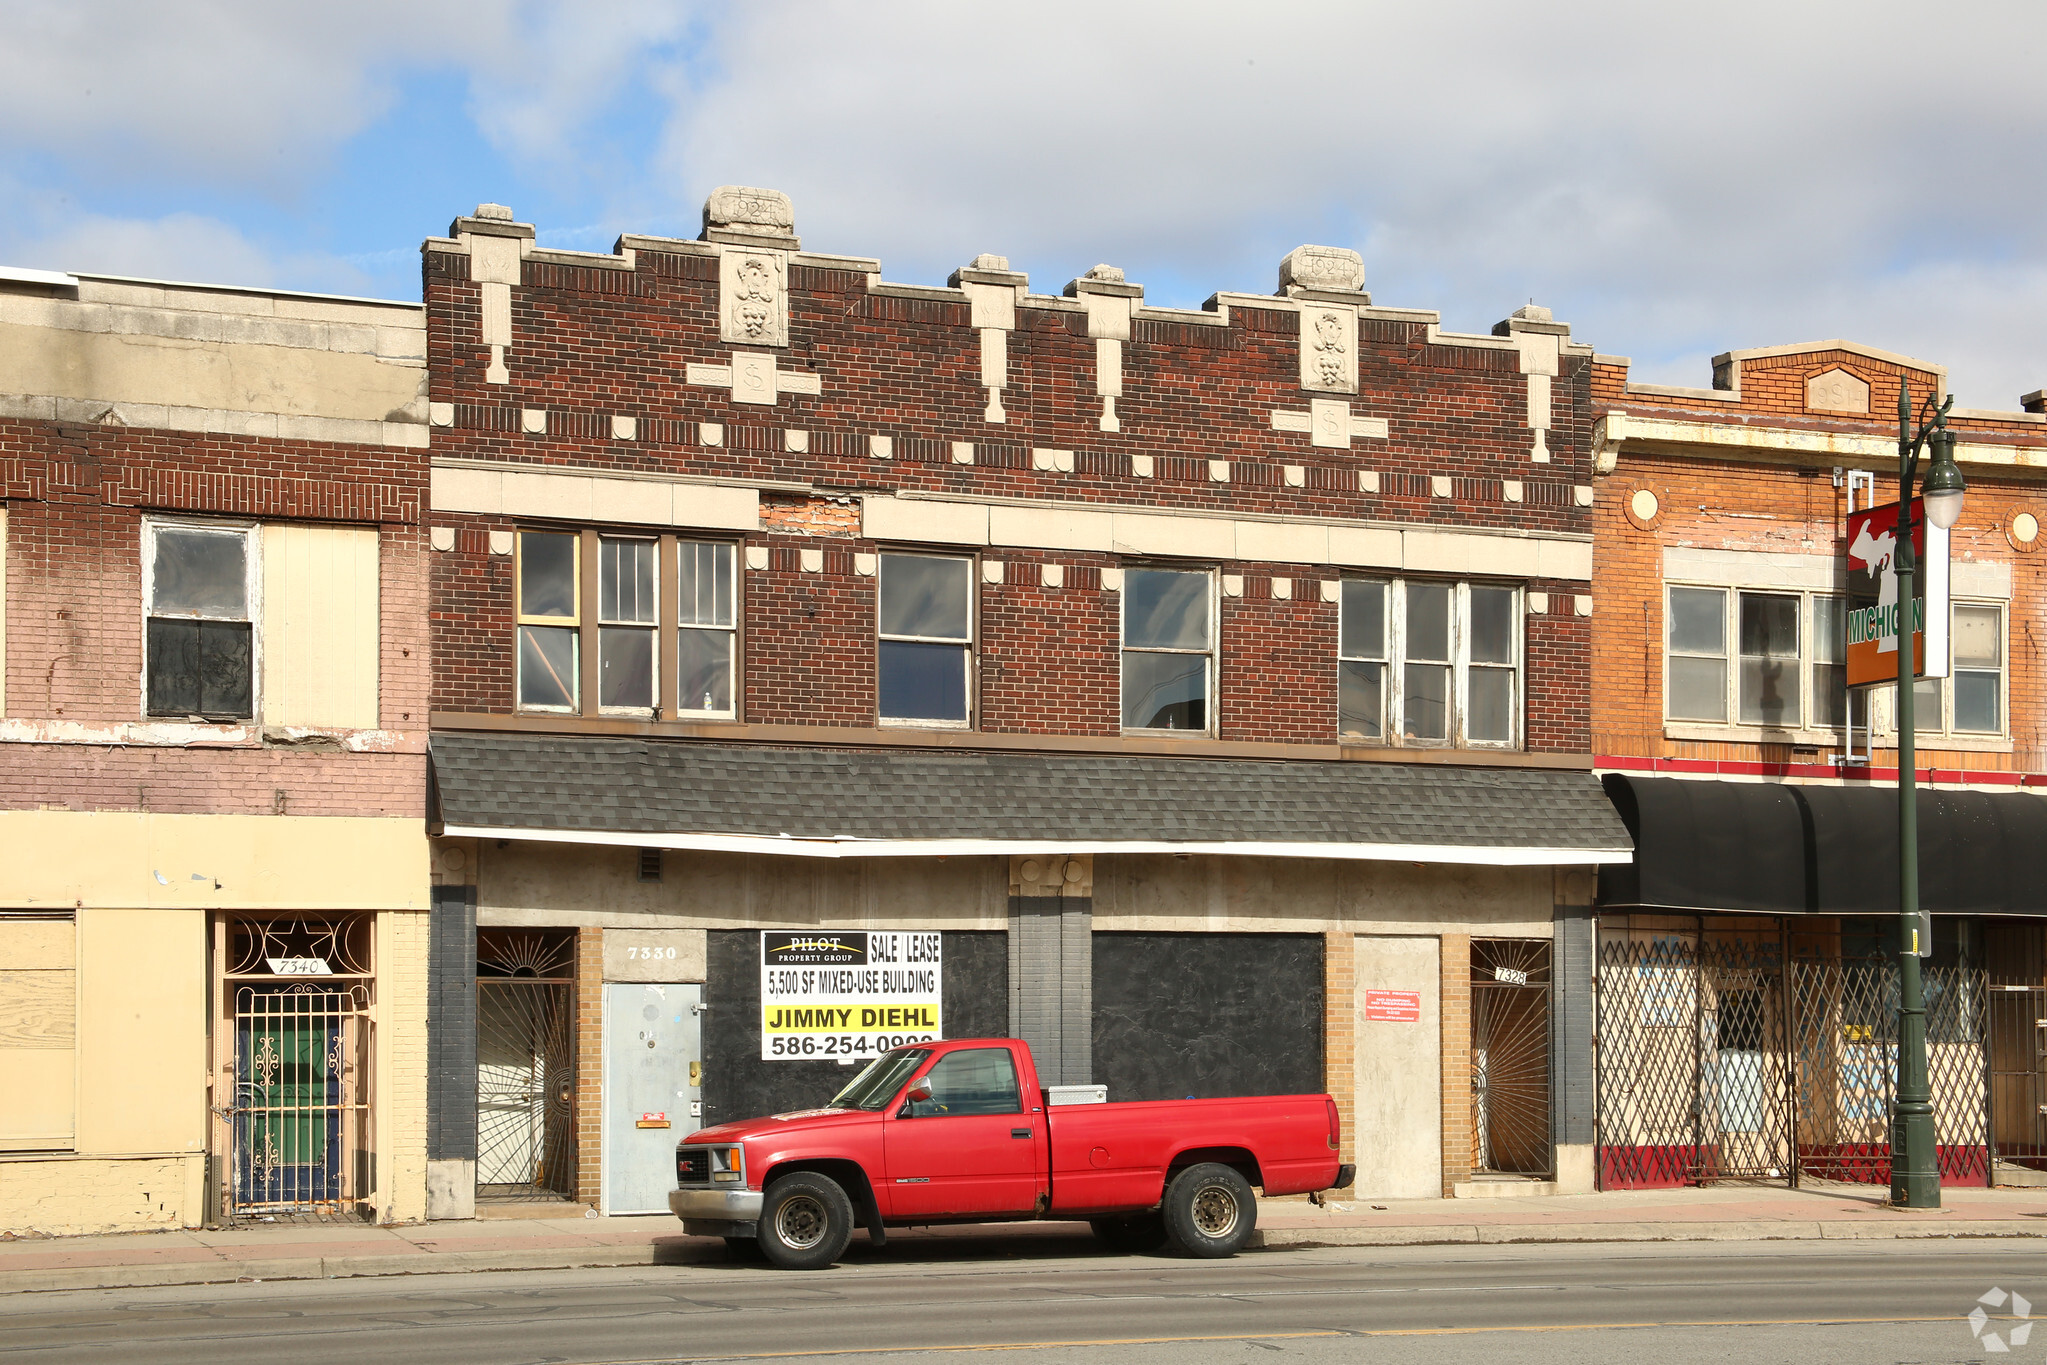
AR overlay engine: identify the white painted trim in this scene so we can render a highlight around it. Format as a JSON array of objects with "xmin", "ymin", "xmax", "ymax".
[
  {"xmin": 1607, "ymin": 411, "xmax": 2046, "ymax": 471},
  {"xmin": 0, "ymin": 395, "xmax": 427, "ymax": 449},
  {"xmin": 864, "ymin": 494, "xmax": 1592, "ymax": 581},
  {"xmin": 437, "ymin": 824, "xmax": 1631, "ymax": 866}
]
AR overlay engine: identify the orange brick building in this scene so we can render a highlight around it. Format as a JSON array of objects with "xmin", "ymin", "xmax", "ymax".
[{"xmin": 1588, "ymin": 339, "xmax": 2047, "ymax": 1190}]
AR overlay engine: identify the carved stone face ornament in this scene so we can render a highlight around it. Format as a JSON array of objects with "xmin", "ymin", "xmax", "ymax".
[
  {"xmin": 1313, "ymin": 312, "xmax": 1349, "ymax": 387},
  {"xmin": 733, "ymin": 256, "xmax": 777, "ymax": 339}
]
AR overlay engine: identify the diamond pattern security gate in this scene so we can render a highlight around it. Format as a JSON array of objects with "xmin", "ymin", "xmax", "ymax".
[
  {"xmin": 1596, "ymin": 926, "xmax": 1993, "ymax": 1189},
  {"xmin": 215, "ymin": 915, "xmax": 374, "ymax": 1221},
  {"xmin": 1791, "ymin": 956, "xmax": 1988, "ymax": 1184},
  {"xmin": 1471, "ymin": 940, "xmax": 1552, "ymax": 1176},
  {"xmin": 1595, "ymin": 931, "xmax": 1793, "ymax": 1187},
  {"xmin": 476, "ymin": 930, "xmax": 577, "ymax": 1199}
]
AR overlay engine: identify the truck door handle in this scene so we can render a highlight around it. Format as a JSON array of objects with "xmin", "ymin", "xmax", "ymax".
[{"xmin": 1012, "ymin": 1128, "xmax": 1033, "ymax": 1139}]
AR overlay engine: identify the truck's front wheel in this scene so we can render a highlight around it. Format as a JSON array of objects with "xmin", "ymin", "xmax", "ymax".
[
  {"xmin": 757, "ymin": 1172, "xmax": 856, "ymax": 1270},
  {"xmin": 1162, "ymin": 1162, "xmax": 1256, "ymax": 1258}
]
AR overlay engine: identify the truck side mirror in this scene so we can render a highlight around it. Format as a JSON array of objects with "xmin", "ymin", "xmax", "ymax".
[{"xmin": 904, "ymin": 1077, "xmax": 933, "ymax": 1104}]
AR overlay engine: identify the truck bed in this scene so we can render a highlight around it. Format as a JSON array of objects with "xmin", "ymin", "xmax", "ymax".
[{"xmin": 1045, "ymin": 1093, "xmax": 1336, "ymax": 1214}]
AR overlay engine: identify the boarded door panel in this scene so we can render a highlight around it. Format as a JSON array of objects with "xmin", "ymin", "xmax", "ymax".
[
  {"xmin": 261, "ymin": 524, "xmax": 380, "ymax": 728},
  {"xmin": 0, "ymin": 916, "xmax": 75, "ymax": 1149},
  {"xmin": 1091, "ymin": 932, "xmax": 1323, "ymax": 1103}
]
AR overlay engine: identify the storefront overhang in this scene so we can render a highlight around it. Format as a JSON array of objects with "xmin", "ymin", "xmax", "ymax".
[
  {"xmin": 1598, "ymin": 773, "xmax": 2047, "ymax": 916},
  {"xmin": 429, "ymin": 734, "xmax": 1635, "ymax": 867}
]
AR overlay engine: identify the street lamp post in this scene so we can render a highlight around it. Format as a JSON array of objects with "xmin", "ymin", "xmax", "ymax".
[{"xmin": 1890, "ymin": 378, "xmax": 1966, "ymax": 1210}]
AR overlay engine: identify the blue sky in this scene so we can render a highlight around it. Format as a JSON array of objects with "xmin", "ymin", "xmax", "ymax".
[{"xmin": 6, "ymin": 1, "xmax": 2045, "ymax": 407}]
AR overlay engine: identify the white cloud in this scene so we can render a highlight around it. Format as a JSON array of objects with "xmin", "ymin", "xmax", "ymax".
[
  {"xmin": 649, "ymin": 0, "xmax": 2047, "ymax": 408},
  {"xmin": 5, "ymin": 1, "xmax": 2042, "ymax": 405}
]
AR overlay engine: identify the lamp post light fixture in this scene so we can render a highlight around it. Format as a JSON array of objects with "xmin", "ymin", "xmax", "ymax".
[{"xmin": 1890, "ymin": 378, "xmax": 1965, "ymax": 1210}]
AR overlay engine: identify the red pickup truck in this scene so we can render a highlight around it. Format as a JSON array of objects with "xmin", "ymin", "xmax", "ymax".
[{"xmin": 668, "ymin": 1037, "xmax": 1353, "ymax": 1268}]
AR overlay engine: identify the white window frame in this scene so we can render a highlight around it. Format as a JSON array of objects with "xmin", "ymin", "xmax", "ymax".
[
  {"xmin": 1894, "ymin": 597, "xmax": 2009, "ymax": 742},
  {"xmin": 876, "ymin": 551, "xmax": 976, "ymax": 729},
  {"xmin": 1119, "ymin": 565, "xmax": 1217, "ymax": 736},
  {"xmin": 1662, "ymin": 582, "xmax": 1861, "ymax": 743},
  {"xmin": 675, "ymin": 539, "xmax": 738, "ymax": 720},
  {"xmin": 596, "ymin": 535, "xmax": 660, "ymax": 717},
  {"xmin": 1340, "ymin": 577, "xmax": 1522, "ymax": 749},
  {"xmin": 140, "ymin": 517, "xmax": 261, "ymax": 722}
]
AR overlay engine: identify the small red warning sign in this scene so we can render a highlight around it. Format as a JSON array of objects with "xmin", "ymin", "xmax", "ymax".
[{"xmin": 1363, "ymin": 989, "xmax": 1422, "ymax": 1023}]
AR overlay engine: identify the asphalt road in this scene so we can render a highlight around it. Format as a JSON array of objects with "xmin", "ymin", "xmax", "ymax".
[{"xmin": 0, "ymin": 1234, "xmax": 2039, "ymax": 1365}]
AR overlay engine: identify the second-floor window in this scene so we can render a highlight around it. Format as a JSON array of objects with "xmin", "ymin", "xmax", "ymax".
[
  {"xmin": 1667, "ymin": 586, "xmax": 1847, "ymax": 730},
  {"xmin": 519, "ymin": 530, "xmax": 739, "ymax": 718},
  {"xmin": 145, "ymin": 521, "xmax": 255, "ymax": 720},
  {"xmin": 1122, "ymin": 568, "xmax": 1212, "ymax": 732},
  {"xmin": 1912, "ymin": 602, "xmax": 2005, "ymax": 737},
  {"xmin": 517, "ymin": 531, "xmax": 580, "ymax": 712},
  {"xmin": 677, "ymin": 541, "xmax": 736, "ymax": 716},
  {"xmin": 1340, "ymin": 578, "xmax": 1519, "ymax": 746},
  {"xmin": 598, "ymin": 537, "xmax": 657, "ymax": 712},
  {"xmin": 878, "ymin": 553, "xmax": 972, "ymax": 726}
]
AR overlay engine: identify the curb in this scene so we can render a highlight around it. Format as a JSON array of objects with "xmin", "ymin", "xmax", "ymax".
[
  {"xmin": 1250, "ymin": 1218, "xmax": 2047, "ymax": 1250},
  {"xmin": 9, "ymin": 1219, "xmax": 2047, "ymax": 1295}
]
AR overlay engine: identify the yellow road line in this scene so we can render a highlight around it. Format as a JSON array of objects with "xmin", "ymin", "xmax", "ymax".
[
  {"xmin": 586, "ymin": 1332, "xmax": 1345, "ymax": 1363},
  {"xmin": 584, "ymin": 1316, "xmax": 2005, "ymax": 1361},
  {"xmin": 1360, "ymin": 1314, "xmax": 1978, "ymax": 1335}
]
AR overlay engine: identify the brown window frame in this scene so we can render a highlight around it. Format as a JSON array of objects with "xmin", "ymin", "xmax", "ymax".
[{"xmin": 514, "ymin": 527, "xmax": 743, "ymax": 722}]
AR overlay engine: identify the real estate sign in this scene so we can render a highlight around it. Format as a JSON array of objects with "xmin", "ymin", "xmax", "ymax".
[
  {"xmin": 1845, "ymin": 498, "xmax": 1949, "ymax": 688},
  {"xmin": 760, "ymin": 931, "xmax": 943, "ymax": 1062}
]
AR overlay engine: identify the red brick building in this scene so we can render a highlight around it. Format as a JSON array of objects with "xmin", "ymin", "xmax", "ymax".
[
  {"xmin": 418, "ymin": 188, "xmax": 1630, "ymax": 1216},
  {"xmin": 1589, "ymin": 340, "xmax": 2047, "ymax": 1190},
  {"xmin": 0, "ymin": 268, "xmax": 433, "ymax": 1231}
]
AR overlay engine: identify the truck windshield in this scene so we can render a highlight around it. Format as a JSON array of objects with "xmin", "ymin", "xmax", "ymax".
[{"xmin": 827, "ymin": 1048, "xmax": 931, "ymax": 1111}]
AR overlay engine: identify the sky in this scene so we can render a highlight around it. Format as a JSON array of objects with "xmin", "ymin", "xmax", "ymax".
[{"xmin": 4, "ymin": 1, "xmax": 2044, "ymax": 407}]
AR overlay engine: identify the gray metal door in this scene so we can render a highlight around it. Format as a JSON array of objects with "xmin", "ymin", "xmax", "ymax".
[{"xmin": 603, "ymin": 982, "xmax": 702, "ymax": 1214}]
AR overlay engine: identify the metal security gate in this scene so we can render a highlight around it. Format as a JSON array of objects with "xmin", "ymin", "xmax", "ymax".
[
  {"xmin": 1594, "ymin": 931, "xmax": 1793, "ymax": 1187},
  {"xmin": 1596, "ymin": 925, "xmax": 1995, "ymax": 1189},
  {"xmin": 476, "ymin": 930, "xmax": 576, "ymax": 1199},
  {"xmin": 1471, "ymin": 940, "xmax": 1552, "ymax": 1176},
  {"xmin": 1987, "ymin": 986, "xmax": 2046, "ymax": 1180},
  {"xmin": 1791, "ymin": 958, "xmax": 1988, "ymax": 1185},
  {"xmin": 216, "ymin": 915, "xmax": 374, "ymax": 1221}
]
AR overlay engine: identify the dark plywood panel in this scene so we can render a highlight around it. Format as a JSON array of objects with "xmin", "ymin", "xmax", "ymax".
[{"xmin": 1092, "ymin": 931, "xmax": 1323, "ymax": 1102}]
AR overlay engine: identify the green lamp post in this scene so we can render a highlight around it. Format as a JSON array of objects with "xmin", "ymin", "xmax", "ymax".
[{"xmin": 1890, "ymin": 379, "xmax": 1966, "ymax": 1210}]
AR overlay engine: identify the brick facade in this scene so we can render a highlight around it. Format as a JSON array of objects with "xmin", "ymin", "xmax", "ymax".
[
  {"xmin": 423, "ymin": 204, "xmax": 1598, "ymax": 755},
  {"xmin": 1592, "ymin": 343, "xmax": 2047, "ymax": 777}
]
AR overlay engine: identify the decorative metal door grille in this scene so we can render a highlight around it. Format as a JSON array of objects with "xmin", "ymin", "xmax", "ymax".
[
  {"xmin": 217, "ymin": 915, "xmax": 374, "ymax": 1221},
  {"xmin": 1470, "ymin": 940, "xmax": 1552, "ymax": 1176},
  {"xmin": 476, "ymin": 930, "xmax": 577, "ymax": 1199},
  {"xmin": 1594, "ymin": 933, "xmax": 1794, "ymax": 1187},
  {"xmin": 1790, "ymin": 957, "xmax": 1988, "ymax": 1184}
]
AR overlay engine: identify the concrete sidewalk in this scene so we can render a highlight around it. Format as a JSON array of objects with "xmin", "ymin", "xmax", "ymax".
[{"xmin": 5, "ymin": 1182, "xmax": 2045, "ymax": 1295}]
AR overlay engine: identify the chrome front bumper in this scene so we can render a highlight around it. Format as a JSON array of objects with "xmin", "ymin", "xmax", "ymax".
[{"xmin": 669, "ymin": 1187, "xmax": 764, "ymax": 1220}]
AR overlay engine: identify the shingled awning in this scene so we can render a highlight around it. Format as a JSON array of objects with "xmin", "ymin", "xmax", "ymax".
[{"xmin": 429, "ymin": 734, "xmax": 1633, "ymax": 865}]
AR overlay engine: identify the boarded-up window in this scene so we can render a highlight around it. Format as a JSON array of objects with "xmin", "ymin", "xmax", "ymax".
[
  {"xmin": 261, "ymin": 525, "xmax": 381, "ymax": 728},
  {"xmin": 0, "ymin": 912, "xmax": 76, "ymax": 1150}
]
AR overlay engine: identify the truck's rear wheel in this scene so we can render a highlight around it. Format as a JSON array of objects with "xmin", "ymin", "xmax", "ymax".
[
  {"xmin": 757, "ymin": 1172, "xmax": 855, "ymax": 1269},
  {"xmin": 1162, "ymin": 1162, "xmax": 1256, "ymax": 1258},
  {"xmin": 1089, "ymin": 1213, "xmax": 1168, "ymax": 1253}
]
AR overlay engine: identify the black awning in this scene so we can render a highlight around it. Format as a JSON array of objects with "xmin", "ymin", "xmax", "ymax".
[{"xmin": 1599, "ymin": 774, "xmax": 2047, "ymax": 917}]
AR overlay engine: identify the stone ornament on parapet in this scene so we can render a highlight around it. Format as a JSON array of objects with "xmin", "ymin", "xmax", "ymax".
[{"xmin": 951, "ymin": 253, "xmax": 1029, "ymax": 425}]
